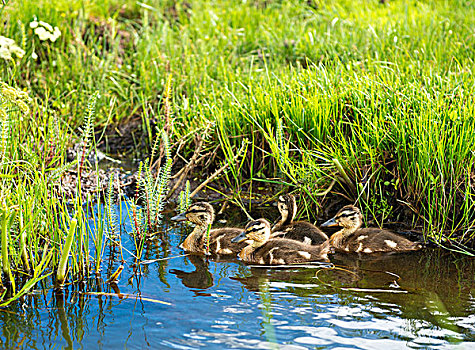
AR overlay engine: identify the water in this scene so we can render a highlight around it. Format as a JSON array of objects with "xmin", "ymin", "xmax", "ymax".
[{"xmin": 1, "ymin": 206, "xmax": 475, "ymax": 349}]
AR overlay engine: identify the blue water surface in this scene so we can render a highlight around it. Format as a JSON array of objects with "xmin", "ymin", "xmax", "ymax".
[{"xmin": 1, "ymin": 202, "xmax": 474, "ymax": 349}]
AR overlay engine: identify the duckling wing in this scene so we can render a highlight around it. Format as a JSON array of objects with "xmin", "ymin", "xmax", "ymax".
[
  {"xmin": 207, "ymin": 228, "xmax": 248, "ymax": 255},
  {"xmin": 253, "ymin": 239, "xmax": 330, "ymax": 265},
  {"xmin": 345, "ymin": 228, "xmax": 422, "ymax": 253},
  {"xmin": 272, "ymin": 222, "xmax": 328, "ymax": 245}
]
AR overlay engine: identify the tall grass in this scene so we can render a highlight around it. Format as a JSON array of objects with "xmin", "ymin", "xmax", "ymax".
[
  {"xmin": 0, "ymin": 83, "xmax": 172, "ymax": 304},
  {"xmin": 222, "ymin": 64, "xmax": 475, "ymax": 248}
]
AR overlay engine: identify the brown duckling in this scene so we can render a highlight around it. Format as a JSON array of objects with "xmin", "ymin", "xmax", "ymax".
[
  {"xmin": 232, "ymin": 218, "xmax": 330, "ymax": 265},
  {"xmin": 321, "ymin": 205, "xmax": 422, "ymax": 253},
  {"xmin": 271, "ymin": 194, "xmax": 328, "ymax": 245},
  {"xmin": 171, "ymin": 202, "xmax": 247, "ymax": 255}
]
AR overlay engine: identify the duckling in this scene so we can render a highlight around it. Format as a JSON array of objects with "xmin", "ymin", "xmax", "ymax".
[
  {"xmin": 232, "ymin": 218, "xmax": 330, "ymax": 265},
  {"xmin": 171, "ymin": 202, "xmax": 247, "ymax": 255},
  {"xmin": 271, "ymin": 194, "xmax": 328, "ymax": 245},
  {"xmin": 321, "ymin": 205, "xmax": 422, "ymax": 253}
]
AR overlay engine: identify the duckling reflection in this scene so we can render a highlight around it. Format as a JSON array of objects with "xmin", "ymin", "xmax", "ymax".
[
  {"xmin": 169, "ymin": 255, "xmax": 213, "ymax": 291},
  {"xmin": 322, "ymin": 205, "xmax": 423, "ymax": 253},
  {"xmin": 271, "ymin": 194, "xmax": 328, "ymax": 245}
]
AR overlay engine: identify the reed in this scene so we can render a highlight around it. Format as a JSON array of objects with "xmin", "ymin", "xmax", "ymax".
[
  {"xmin": 56, "ymin": 217, "xmax": 77, "ymax": 286},
  {"xmin": 1, "ymin": 207, "xmax": 16, "ymax": 285}
]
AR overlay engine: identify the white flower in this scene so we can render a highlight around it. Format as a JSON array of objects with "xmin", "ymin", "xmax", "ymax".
[
  {"xmin": 35, "ymin": 27, "xmax": 50, "ymax": 41},
  {"xmin": 31, "ymin": 51, "xmax": 38, "ymax": 60},
  {"xmin": 31, "ymin": 19, "xmax": 62, "ymax": 42},
  {"xmin": 0, "ymin": 46, "xmax": 11, "ymax": 60},
  {"xmin": 39, "ymin": 20, "xmax": 54, "ymax": 33},
  {"xmin": 51, "ymin": 27, "xmax": 61, "ymax": 42},
  {"xmin": 10, "ymin": 46, "xmax": 25, "ymax": 59},
  {"xmin": 0, "ymin": 36, "xmax": 15, "ymax": 46},
  {"xmin": 0, "ymin": 35, "xmax": 25, "ymax": 60}
]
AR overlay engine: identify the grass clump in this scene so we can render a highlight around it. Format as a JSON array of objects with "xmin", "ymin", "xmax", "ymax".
[{"xmin": 0, "ymin": 83, "xmax": 172, "ymax": 304}]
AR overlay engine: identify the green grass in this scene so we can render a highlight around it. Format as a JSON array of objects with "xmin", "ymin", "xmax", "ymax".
[{"xmin": 1, "ymin": 0, "xmax": 475, "ymax": 302}]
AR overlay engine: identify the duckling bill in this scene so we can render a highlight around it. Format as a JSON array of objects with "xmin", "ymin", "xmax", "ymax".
[
  {"xmin": 322, "ymin": 205, "xmax": 422, "ymax": 253},
  {"xmin": 233, "ymin": 218, "xmax": 330, "ymax": 265},
  {"xmin": 171, "ymin": 202, "xmax": 247, "ymax": 255}
]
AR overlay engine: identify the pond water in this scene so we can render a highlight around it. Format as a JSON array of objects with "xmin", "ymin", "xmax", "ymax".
[{"xmin": 1, "ymin": 204, "xmax": 475, "ymax": 349}]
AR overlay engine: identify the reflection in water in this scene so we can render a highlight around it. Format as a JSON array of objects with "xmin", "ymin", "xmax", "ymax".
[
  {"xmin": 1, "ymin": 211, "xmax": 475, "ymax": 349},
  {"xmin": 258, "ymin": 279, "xmax": 278, "ymax": 349},
  {"xmin": 170, "ymin": 255, "xmax": 214, "ymax": 293}
]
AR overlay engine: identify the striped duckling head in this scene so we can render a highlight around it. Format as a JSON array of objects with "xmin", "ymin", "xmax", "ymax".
[
  {"xmin": 171, "ymin": 202, "xmax": 215, "ymax": 226},
  {"xmin": 277, "ymin": 194, "xmax": 298, "ymax": 225},
  {"xmin": 321, "ymin": 205, "xmax": 363, "ymax": 235},
  {"xmin": 232, "ymin": 218, "xmax": 271, "ymax": 247}
]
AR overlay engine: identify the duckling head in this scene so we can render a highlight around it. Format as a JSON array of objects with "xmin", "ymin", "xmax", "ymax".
[
  {"xmin": 321, "ymin": 205, "xmax": 363, "ymax": 234},
  {"xmin": 232, "ymin": 218, "xmax": 271, "ymax": 247},
  {"xmin": 171, "ymin": 202, "xmax": 215, "ymax": 226},
  {"xmin": 277, "ymin": 194, "xmax": 297, "ymax": 225}
]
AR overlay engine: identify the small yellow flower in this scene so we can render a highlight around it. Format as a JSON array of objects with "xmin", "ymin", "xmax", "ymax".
[
  {"xmin": 0, "ymin": 83, "xmax": 32, "ymax": 115},
  {"xmin": 0, "ymin": 108, "xmax": 7, "ymax": 120}
]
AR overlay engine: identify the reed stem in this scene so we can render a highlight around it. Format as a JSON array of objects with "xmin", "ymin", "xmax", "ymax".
[
  {"xmin": 1, "ymin": 208, "xmax": 11, "ymax": 279},
  {"xmin": 56, "ymin": 218, "xmax": 78, "ymax": 286}
]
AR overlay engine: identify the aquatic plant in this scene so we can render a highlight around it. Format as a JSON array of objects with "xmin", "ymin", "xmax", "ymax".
[
  {"xmin": 1, "ymin": 207, "xmax": 16, "ymax": 287},
  {"xmin": 135, "ymin": 130, "xmax": 172, "ymax": 234},
  {"xmin": 55, "ymin": 217, "xmax": 77, "ymax": 286},
  {"xmin": 178, "ymin": 180, "xmax": 191, "ymax": 214},
  {"xmin": 106, "ymin": 173, "xmax": 119, "ymax": 237},
  {"xmin": 78, "ymin": 91, "xmax": 99, "ymax": 177}
]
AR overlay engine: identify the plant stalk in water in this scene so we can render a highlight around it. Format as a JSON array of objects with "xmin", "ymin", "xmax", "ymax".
[
  {"xmin": 205, "ymin": 224, "xmax": 211, "ymax": 256},
  {"xmin": 1, "ymin": 207, "xmax": 16, "ymax": 283},
  {"xmin": 56, "ymin": 218, "xmax": 78, "ymax": 286}
]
